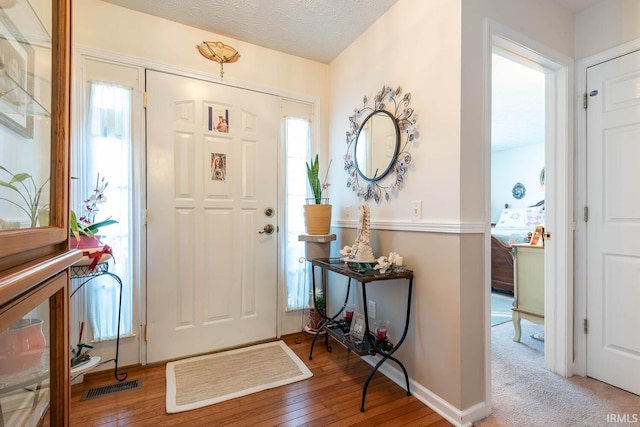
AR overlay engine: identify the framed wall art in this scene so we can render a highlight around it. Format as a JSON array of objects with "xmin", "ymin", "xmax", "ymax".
[
  {"xmin": 210, "ymin": 152, "xmax": 227, "ymax": 181},
  {"xmin": 207, "ymin": 105, "xmax": 229, "ymax": 133},
  {"xmin": 0, "ymin": 7, "xmax": 42, "ymax": 138}
]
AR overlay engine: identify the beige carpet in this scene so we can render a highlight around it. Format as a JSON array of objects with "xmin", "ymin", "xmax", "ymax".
[
  {"xmin": 165, "ymin": 340, "xmax": 312, "ymax": 413},
  {"xmin": 476, "ymin": 321, "xmax": 640, "ymax": 426}
]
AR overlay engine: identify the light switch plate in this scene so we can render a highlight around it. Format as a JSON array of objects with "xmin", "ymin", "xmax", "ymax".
[
  {"xmin": 411, "ymin": 200, "xmax": 422, "ymax": 220},
  {"xmin": 368, "ymin": 300, "xmax": 376, "ymax": 319}
]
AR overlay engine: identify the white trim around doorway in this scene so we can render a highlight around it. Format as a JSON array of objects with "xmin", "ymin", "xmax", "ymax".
[{"xmin": 483, "ymin": 18, "xmax": 574, "ymax": 417}]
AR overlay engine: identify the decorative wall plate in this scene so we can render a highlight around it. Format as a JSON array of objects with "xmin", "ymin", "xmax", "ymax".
[{"xmin": 512, "ymin": 182, "xmax": 526, "ymax": 199}]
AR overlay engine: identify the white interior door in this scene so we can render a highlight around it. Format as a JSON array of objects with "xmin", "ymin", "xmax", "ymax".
[
  {"xmin": 586, "ymin": 49, "xmax": 640, "ymax": 395},
  {"xmin": 145, "ymin": 71, "xmax": 279, "ymax": 363}
]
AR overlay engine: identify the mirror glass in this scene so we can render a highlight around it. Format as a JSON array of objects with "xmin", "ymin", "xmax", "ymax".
[
  {"xmin": 345, "ymin": 85, "xmax": 417, "ymax": 203},
  {"xmin": 354, "ymin": 110, "xmax": 399, "ymax": 181},
  {"xmin": 0, "ymin": 1, "xmax": 53, "ymax": 231}
]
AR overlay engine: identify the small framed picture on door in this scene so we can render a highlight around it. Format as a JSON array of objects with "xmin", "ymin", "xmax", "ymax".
[{"xmin": 211, "ymin": 152, "xmax": 227, "ymax": 181}]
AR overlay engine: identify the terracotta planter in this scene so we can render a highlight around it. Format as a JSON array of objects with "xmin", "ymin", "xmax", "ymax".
[
  {"xmin": 307, "ymin": 308, "xmax": 324, "ymax": 331},
  {"xmin": 303, "ymin": 204, "xmax": 332, "ymax": 235},
  {"xmin": 0, "ymin": 318, "xmax": 46, "ymax": 374}
]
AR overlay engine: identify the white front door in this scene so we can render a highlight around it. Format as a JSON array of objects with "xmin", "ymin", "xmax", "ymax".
[
  {"xmin": 145, "ymin": 71, "xmax": 279, "ymax": 363},
  {"xmin": 586, "ymin": 49, "xmax": 640, "ymax": 395}
]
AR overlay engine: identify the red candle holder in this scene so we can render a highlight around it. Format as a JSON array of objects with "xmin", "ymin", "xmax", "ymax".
[{"xmin": 375, "ymin": 320, "xmax": 389, "ymax": 341}]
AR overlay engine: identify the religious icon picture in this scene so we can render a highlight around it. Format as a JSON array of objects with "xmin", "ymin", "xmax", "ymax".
[
  {"xmin": 211, "ymin": 153, "xmax": 227, "ymax": 181},
  {"xmin": 207, "ymin": 106, "xmax": 229, "ymax": 133}
]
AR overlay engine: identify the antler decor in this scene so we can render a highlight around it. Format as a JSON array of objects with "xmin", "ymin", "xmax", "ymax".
[{"xmin": 197, "ymin": 41, "xmax": 241, "ymax": 79}]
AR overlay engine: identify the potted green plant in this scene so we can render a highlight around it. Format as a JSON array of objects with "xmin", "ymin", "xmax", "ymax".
[
  {"xmin": 303, "ymin": 154, "xmax": 332, "ymax": 235},
  {"xmin": 0, "ymin": 166, "xmax": 50, "ymax": 228},
  {"xmin": 307, "ymin": 288, "xmax": 325, "ymax": 332}
]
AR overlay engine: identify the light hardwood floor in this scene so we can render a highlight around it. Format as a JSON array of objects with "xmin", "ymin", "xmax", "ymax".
[{"xmin": 70, "ymin": 333, "xmax": 452, "ymax": 426}]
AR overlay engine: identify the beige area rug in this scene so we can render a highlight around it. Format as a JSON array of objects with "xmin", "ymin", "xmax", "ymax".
[{"xmin": 165, "ymin": 340, "xmax": 312, "ymax": 413}]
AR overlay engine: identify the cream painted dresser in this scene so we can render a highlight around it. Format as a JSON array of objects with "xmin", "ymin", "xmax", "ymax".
[{"xmin": 511, "ymin": 244, "xmax": 544, "ymax": 342}]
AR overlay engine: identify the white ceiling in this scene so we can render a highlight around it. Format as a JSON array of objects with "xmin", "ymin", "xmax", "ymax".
[
  {"xmin": 99, "ymin": 0, "xmax": 399, "ymax": 64},
  {"xmin": 99, "ymin": 0, "xmax": 602, "ymax": 64},
  {"xmin": 98, "ymin": 0, "xmax": 601, "ymax": 152},
  {"xmin": 491, "ymin": 54, "xmax": 546, "ymax": 152}
]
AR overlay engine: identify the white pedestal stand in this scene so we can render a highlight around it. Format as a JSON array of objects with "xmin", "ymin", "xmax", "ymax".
[{"xmin": 298, "ymin": 233, "xmax": 336, "ymax": 260}]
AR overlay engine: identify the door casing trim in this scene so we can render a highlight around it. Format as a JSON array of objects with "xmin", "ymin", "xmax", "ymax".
[{"xmin": 483, "ymin": 18, "xmax": 574, "ymax": 417}]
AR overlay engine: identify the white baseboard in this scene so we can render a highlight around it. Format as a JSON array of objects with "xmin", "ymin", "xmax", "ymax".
[{"xmin": 362, "ymin": 355, "xmax": 490, "ymax": 427}]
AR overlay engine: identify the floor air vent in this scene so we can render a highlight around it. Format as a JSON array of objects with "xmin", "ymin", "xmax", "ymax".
[{"xmin": 81, "ymin": 378, "xmax": 142, "ymax": 401}]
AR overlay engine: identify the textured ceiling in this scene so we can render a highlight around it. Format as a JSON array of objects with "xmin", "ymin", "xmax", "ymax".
[
  {"xmin": 99, "ymin": 0, "xmax": 399, "ymax": 64},
  {"xmin": 552, "ymin": 0, "xmax": 602, "ymax": 13},
  {"xmin": 491, "ymin": 54, "xmax": 546, "ymax": 152},
  {"xmin": 99, "ymin": 0, "xmax": 601, "ymax": 64},
  {"xmin": 99, "ymin": 0, "xmax": 603, "ymax": 151}
]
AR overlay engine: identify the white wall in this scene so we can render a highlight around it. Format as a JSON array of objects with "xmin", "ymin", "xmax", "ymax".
[
  {"xmin": 460, "ymin": 0, "xmax": 573, "ymax": 417},
  {"xmin": 330, "ymin": 0, "xmax": 467, "ymax": 414},
  {"xmin": 575, "ymin": 0, "xmax": 640, "ymax": 59},
  {"xmin": 71, "ymin": 0, "xmax": 584, "ymax": 423},
  {"xmin": 329, "ymin": 1, "xmax": 462, "ymax": 223},
  {"xmin": 329, "ymin": 0, "xmax": 574, "ymax": 422},
  {"xmin": 491, "ymin": 144, "xmax": 545, "ymax": 222},
  {"xmin": 72, "ymin": 0, "xmax": 330, "ymax": 150}
]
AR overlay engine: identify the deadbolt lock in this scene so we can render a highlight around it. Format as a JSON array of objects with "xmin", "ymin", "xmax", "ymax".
[{"xmin": 264, "ymin": 207, "xmax": 275, "ymax": 217}]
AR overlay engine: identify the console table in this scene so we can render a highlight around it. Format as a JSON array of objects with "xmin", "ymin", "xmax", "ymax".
[
  {"xmin": 70, "ymin": 263, "xmax": 128, "ymax": 382},
  {"xmin": 308, "ymin": 258, "xmax": 413, "ymax": 412}
]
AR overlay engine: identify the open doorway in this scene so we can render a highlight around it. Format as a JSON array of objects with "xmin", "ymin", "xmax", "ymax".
[
  {"xmin": 490, "ymin": 52, "xmax": 546, "ymax": 350},
  {"xmin": 485, "ymin": 26, "xmax": 574, "ymax": 416}
]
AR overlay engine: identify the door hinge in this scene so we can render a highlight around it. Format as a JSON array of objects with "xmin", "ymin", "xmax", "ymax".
[
  {"xmin": 144, "ymin": 209, "xmax": 148, "ymax": 225},
  {"xmin": 583, "ymin": 93, "xmax": 588, "ymax": 109},
  {"xmin": 143, "ymin": 92, "xmax": 148, "ymax": 109},
  {"xmin": 584, "ymin": 318, "xmax": 588, "ymax": 334},
  {"xmin": 144, "ymin": 324, "xmax": 148, "ymax": 341},
  {"xmin": 584, "ymin": 206, "xmax": 589, "ymax": 222}
]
